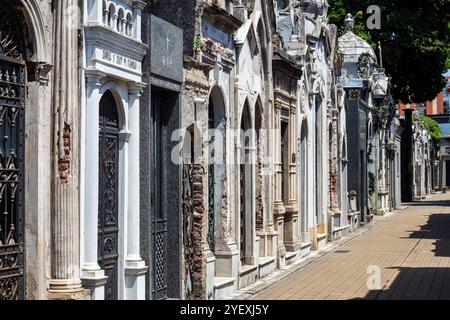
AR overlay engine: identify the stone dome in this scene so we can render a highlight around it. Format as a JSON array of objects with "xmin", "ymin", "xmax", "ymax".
[
  {"xmin": 338, "ymin": 14, "xmax": 377, "ymax": 61},
  {"xmin": 338, "ymin": 14, "xmax": 378, "ymax": 81}
]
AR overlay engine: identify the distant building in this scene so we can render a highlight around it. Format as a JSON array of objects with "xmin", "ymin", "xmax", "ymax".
[
  {"xmin": 429, "ymin": 114, "xmax": 450, "ymax": 189},
  {"xmin": 444, "ymin": 76, "xmax": 450, "ymax": 113},
  {"xmin": 398, "ymin": 74, "xmax": 450, "ymax": 117}
]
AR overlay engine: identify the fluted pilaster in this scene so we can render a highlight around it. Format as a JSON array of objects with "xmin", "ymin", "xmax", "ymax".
[{"xmin": 49, "ymin": 0, "xmax": 86, "ymax": 299}]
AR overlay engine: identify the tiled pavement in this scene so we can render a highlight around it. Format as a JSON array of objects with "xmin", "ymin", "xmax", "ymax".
[{"xmin": 252, "ymin": 193, "xmax": 450, "ymax": 300}]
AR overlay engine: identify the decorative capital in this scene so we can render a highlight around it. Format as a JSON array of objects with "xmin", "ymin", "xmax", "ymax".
[
  {"xmin": 119, "ymin": 130, "xmax": 132, "ymax": 142},
  {"xmin": 133, "ymin": 0, "xmax": 146, "ymax": 10},
  {"xmin": 85, "ymin": 69, "xmax": 106, "ymax": 88},
  {"xmin": 127, "ymin": 81, "xmax": 146, "ymax": 95},
  {"xmin": 27, "ymin": 62, "xmax": 53, "ymax": 85}
]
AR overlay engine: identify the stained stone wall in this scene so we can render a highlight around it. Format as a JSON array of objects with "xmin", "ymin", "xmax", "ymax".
[
  {"xmin": 181, "ymin": 60, "xmax": 211, "ymax": 299},
  {"xmin": 144, "ymin": 0, "xmax": 197, "ymax": 56},
  {"xmin": 140, "ymin": 12, "xmax": 184, "ymax": 300},
  {"xmin": 14, "ymin": 0, "xmax": 54, "ymax": 299},
  {"xmin": 2, "ymin": 0, "xmax": 86, "ymax": 300},
  {"xmin": 9, "ymin": 1, "xmax": 421, "ymax": 301}
]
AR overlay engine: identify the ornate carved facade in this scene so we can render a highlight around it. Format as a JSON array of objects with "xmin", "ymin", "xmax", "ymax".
[
  {"xmin": 81, "ymin": 0, "xmax": 147, "ymax": 300},
  {"xmin": 0, "ymin": 0, "xmax": 421, "ymax": 301}
]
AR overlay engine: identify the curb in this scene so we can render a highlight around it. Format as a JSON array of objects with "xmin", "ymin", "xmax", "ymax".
[{"xmin": 230, "ymin": 205, "xmax": 409, "ymax": 300}]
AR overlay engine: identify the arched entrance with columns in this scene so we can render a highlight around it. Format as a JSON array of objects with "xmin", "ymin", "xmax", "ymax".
[
  {"xmin": 97, "ymin": 90, "xmax": 121, "ymax": 300},
  {"xmin": 0, "ymin": 0, "xmax": 51, "ymax": 300},
  {"xmin": 207, "ymin": 86, "xmax": 226, "ymax": 255},
  {"xmin": 238, "ymin": 100, "xmax": 255, "ymax": 266},
  {"xmin": 299, "ymin": 119, "xmax": 308, "ymax": 241}
]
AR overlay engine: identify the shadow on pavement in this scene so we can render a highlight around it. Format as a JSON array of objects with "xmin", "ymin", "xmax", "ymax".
[
  {"xmin": 352, "ymin": 267, "xmax": 450, "ymax": 300},
  {"xmin": 406, "ymin": 199, "xmax": 450, "ymax": 207},
  {"xmin": 354, "ymin": 205, "xmax": 450, "ymax": 300},
  {"xmin": 401, "ymin": 213, "xmax": 450, "ymax": 257}
]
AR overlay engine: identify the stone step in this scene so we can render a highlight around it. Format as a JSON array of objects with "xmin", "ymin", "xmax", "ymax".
[
  {"xmin": 317, "ymin": 233, "xmax": 328, "ymax": 249},
  {"xmin": 213, "ymin": 277, "xmax": 235, "ymax": 300},
  {"xmin": 285, "ymin": 251, "xmax": 300, "ymax": 265},
  {"xmin": 300, "ymin": 241, "xmax": 312, "ymax": 257},
  {"xmin": 239, "ymin": 264, "xmax": 259, "ymax": 289},
  {"xmin": 258, "ymin": 257, "xmax": 277, "ymax": 279}
]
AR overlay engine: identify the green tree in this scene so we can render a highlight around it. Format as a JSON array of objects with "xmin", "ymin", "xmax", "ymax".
[
  {"xmin": 328, "ymin": 0, "xmax": 450, "ymax": 103},
  {"xmin": 416, "ymin": 115, "xmax": 442, "ymax": 153}
]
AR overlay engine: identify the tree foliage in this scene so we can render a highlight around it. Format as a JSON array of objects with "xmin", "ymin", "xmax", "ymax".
[
  {"xmin": 416, "ymin": 114, "xmax": 442, "ymax": 152},
  {"xmin": 328, "ymin": 0, "xmax": 450, "ymax": 103}
]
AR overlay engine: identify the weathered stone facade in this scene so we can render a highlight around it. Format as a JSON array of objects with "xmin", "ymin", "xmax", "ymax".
[
  {"xmin": 337, "ymin": 13, "xmax": 404, "ymax": 226},
  {"xmin": 401, "ymin": 106, "xmax": 436, "ymax": 202},
  {"xmin": 411, "ymin": 118, "xmax": 435, "ymax": 199},
  {"xmin": 0, "ymin": 0, "xmax": 85, "ymax": 300},
  {"xmin": 80, "ymin": 0, "xmax": 147, "ymax": 300},
  {"xmin": 1, "ymin": 0, "xmax": 435, "ymax": 301}
]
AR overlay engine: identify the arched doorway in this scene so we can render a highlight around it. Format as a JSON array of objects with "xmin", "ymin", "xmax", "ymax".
[
  {"xmin": 239, "ymin": 102, "xmax": 253, "ymax": 265},
  {"xmin": 98, "ymin": 90, "xmax": 120, "ymax": 300},
  {"xmin": 315, "ymin": 99, "xmax": 323, "ymax": 227},
  {"xmin": 0, "ymin": 3, "xmax": 32, "ymax": 300},
  {"xmin": 207, "ymin": 87, "xmax": 226, "ymax": 254},
  {"xmin": 182, "ymin": 124, "xmax": 203, "ymax": 299},
  {"xmin": 328, "ymin": 121, "xmax": 336, "ymax": 209},
  {"xmin": 255, "ymin": 100, "xmax": 264, "ymax": 232},
  {"xmin": 300, "ymin": 121, "xmax": 308, "ymax": 238}
]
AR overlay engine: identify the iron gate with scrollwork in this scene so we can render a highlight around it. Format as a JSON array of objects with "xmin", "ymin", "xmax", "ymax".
[
  {"xmin": 0, "ymin": 56, "xmax": 25, "ymax": 300},
  {"xmin": 98, "ymin": 90, "xmax": 120, "ymax": 300},
  {"xmin": 152, "ymin": 92, "xmax": 168, "ymax": 300}
]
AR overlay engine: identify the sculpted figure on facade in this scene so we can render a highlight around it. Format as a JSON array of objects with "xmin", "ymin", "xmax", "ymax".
[
  {"xmin": 275, "ymin": 0, "xmax": 290, "ymax": 15},
  {"xmin": 303, "ymin": 0, "xmax": 329, "ymax": 19}
]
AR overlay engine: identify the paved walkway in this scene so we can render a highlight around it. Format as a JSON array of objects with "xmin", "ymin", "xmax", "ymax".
[{"xmin": 252, "ymin": 193, "xmax": 450, "ymax": 300}]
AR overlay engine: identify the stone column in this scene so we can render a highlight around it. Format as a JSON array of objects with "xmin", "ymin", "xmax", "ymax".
[
  {"xmin": 87, "ymin": 0, "xmax": 104, "ymax": 26},
  {"xmin": 249, "ymin": 140, "xmax": 258, "ymax": 265},
  {"xmin": 273, "ymin": 104, "xmax": 286, "ymax": 260},
  {"xmin": 133, "ymin": 1, "xmax": 146, "ymax": 39},
  {"xmin": 380, "ymin": 128, "xmax": 388, "ymax": 212},
  {"xmin": 262, "ymin": 99, "xmax": 277, "ymax": 258},
  {"xmin": 328, "ymin": 104, "xmax": 341, "ymax": 239},
  {"xmin": 128, "ymin": 22, "xmax": 134, "ymax": 37},
  {"xmin": 124, "ymin": 82, "xmax": 147, "ymax": 300},
  {"xmin": 284, "ymin": 105, "xmax": 300, "ymax": 252},
  {"xmin": 329, "ymin": 108, "xmax": 340, "ymax": 211},
  {"xmin": 307, "ymin": 95, "xmax": 318, "ymax": 249},
  {"xmin": 103, "ymin": 8, "xmax": 110, "ymax": 26},
  {"xmin": 80, "ymin": 71, "xmax": 107, "ymax": 299},
  {"xmin": 48, "ymin": 0, "xmax": 87, "ymax": 299},
  {"xmin": 288, "ymin": 107, "xmax": 299, "ymax": 212},
  {"xmin": 112, "ymin": 14, "xmax": 119, "ymax": 31},
  {"xmin": 120, "ymin": 18, "xmax": 127, "ymax": 34}
]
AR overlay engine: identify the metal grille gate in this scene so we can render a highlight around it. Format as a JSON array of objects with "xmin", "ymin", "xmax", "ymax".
[
  {"xmin": 98, "ymin": 91, "xmax": 120, "ymax": 300},
  {"xmin": 0, "ymin": 56, "xmax": 25, "ymax": 300},
  {"xmin": 152, "ymin": 92, "xmax": 168, "ymax": 300}
]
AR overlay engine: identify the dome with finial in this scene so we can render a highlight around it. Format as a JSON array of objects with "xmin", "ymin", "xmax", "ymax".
[
  {"xmin": 338, "ymin": 13, "xmax": 377, "ymax": 79},
  {"xmin": 344, "ymin": 13, "xmax": 354, "ymax": 32},
  {"xmin": 339, "ymin": 13, "xmax": 376, "ymax": 58}
]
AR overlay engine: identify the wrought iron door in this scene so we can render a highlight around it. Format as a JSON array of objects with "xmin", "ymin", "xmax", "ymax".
[
  {"xmin": 281, "ymin": 122, "xmax": 288, "ymax": 203},
  {"xmin": 240, "ymin": 163, "xmax": 246, "ymax": 265},
  {"xmin": 98, "ymin": 91, "xmax": 120, "ymax": 300},
  {"xmin": 207, "ymin": 101, "xmax": 215, "ymax": 253},
  {"xmin": 152, "ymin": 93, "xmax": 168, "ymax": 300},
  {"xmin": 0, "ymin": 56, "xmax": 25, "ymax": 300},
  {"xmin": 240, "ymin": 112, "xmax": 250, "ymax": 266}
]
